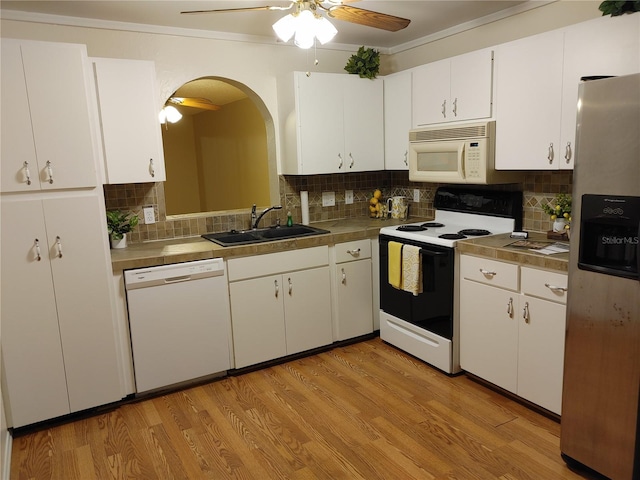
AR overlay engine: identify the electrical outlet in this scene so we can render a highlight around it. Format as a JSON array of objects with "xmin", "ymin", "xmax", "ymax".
[
  {"xmin": 345, "ymin": 190, "xmax": 354, "ymax": 205},
  {"xmin": 143, "ymin": 206, "xmax": 155, "ymax": 224},
  {"xmin": 322, "ymin": 191, "xmax": 335, "ymax": 207},
  {"xmin": 413, "ymin": 189, "xmax": 421, "ymax": 203}
]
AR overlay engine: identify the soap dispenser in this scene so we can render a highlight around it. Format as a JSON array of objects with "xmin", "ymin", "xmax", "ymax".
[{"xmin": 286, "ymin": 211, "xmax": 293, "ymax": 227}]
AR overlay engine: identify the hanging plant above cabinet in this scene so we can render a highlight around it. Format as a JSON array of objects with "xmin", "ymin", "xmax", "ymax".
[
  {"xmin": 598, "ymin": 0, "xmax": 640, "ymax": 16},
  {"xmin": 344, "ymin": 46, "xmax": 380, "ymax": 79}
]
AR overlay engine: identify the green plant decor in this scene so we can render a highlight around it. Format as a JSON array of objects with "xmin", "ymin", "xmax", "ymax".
[
  {"xmin": 599, "ymin": 0, "xmax": 640, "ymax": 16},
  {"xmin": 542, "ymin": 193, "xmax": 572, "ymax": 222},
  {"xmin": 106, "ymin": 210, "xmax": 139, "ymax": 240},
  {"xmin": 344, "ymin": 46, "xmax": 380, "ymax": 79}
]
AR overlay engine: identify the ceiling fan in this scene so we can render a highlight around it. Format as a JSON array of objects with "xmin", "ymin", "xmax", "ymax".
[
  {"xmin": 180, "ymin": 1, "xmax": 411, "ymax": 36},
  {"xmin": 167, "ymin": 97, "xmax": 220, "ymax": 111}
]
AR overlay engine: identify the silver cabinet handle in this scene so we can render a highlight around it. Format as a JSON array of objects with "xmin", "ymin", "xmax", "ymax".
[
  {"xmin": 347, "ymin": 248, "xmax": 361, "ymax": 257},
  {"xmin": 545, "ymin": 283, "xmax": 567, "ymax": 293},
  {"xmin": 507, "ymin": 297, "xmax": 513, "ymax": 317},
  {"xmin": 349, "ymin": 153, "xmax": 354, "ymax": 169},
  {"xmin": 55, "ymin": 236, "xmax": 63, "ymax": 258},
  {"xmin": 341, "ymin": 267, "xmax": 346, "ymax": 285},
  {"xmin": 288, "ymin": 277, "xmax": 293, "ymax": 295},
  {"xmin": 34, "ymin": 238, "xmax": 41, "ymax": 261},
  {"xmin": 479, "ymin": 268, "xmax": 496, "ymax": 277},
  {"xmin": 338, "ymin": 153, "xmax": 343, "ymax": 169},
  {"xmin": 452, "ymin": 97, "xmax": 458, "ymax": 117},
  {"xmin": 274, "ymin": 279, "xmax": 279, "ymax": 298},
  {"xmin": 564, "ymin": 142, "xmax": 572, "ymax": 163},
  {"xmin": 441, "ymin": 99, "xmax": 447, "ymax": 118},
  {"xmin": 547, "ymin": 143, "xmax": 554, "ymax": 164},
  {"xmin": 403, "ymin": 150, "xmax": 408, "ymax": 166},
  {"xmin": 149, "ymin": 158, "xmax": 155, "ymax": 178},
  {"xmin": 522, "ymin": 302, "xmax": 530, "ymax": 324},
  {"xmin": 24, "ymin": 161, "xmax": 32, "ymax": 185},
  {"xmin": 45, "ymin": 160, "xmax": 54, "ymax": 184}
]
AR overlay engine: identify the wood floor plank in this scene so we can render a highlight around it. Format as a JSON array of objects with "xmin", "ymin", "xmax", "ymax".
[{"xmin": 10, "ymin": 338, "xmax": 596, "ymax": 480}]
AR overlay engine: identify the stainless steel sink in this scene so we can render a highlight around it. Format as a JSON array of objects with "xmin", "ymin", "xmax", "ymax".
[{"xmin": 202, "ymin": 224, "xmax": 329, "ymax": 246}]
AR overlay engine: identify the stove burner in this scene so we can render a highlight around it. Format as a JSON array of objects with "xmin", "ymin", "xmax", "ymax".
[
  {"xmin": 439, "ymin": 233, "xmax": 466, "ymax": 240},
  {"xmin": 458, "ymin": 229, "xmax": 491, "ymax": 236},
  {"xmin": 397, "ymin": 225, "xmax": 427, "ymax": 232},
  {"xmin": 421, "ymin": 222, "xmax": 445, "ymax": 228}
]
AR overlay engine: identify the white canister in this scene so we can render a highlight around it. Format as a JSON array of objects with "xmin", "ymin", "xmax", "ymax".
[{"xmin": 300, "ymin": 191, "xmax": 309, "ymax": 225}]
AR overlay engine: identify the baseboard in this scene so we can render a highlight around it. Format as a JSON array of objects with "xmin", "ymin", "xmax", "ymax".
[{"xmin": 1, "ymin": 428, "xmax": 11, "ymax": 480}]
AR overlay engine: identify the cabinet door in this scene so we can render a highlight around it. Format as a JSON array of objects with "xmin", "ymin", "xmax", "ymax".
[
  {"xmin": 412, "ymin": 59, "xmax": 450, "ymax": 126},
  {"xmin": 518, "ymin": 295, "xmax": 566, "ymax": 414},
  {"xmin": 495, "ymin": 31, "xmax": 564, "ymax": 170},
  {"xmin": 450, "ymin": 49, "xmax": 493, "ymax": 122},
  {"xmin": 229, "ymin": 275, "xmax": 287, "ymax": 368},
  {"xmin": 93, "ymin": 58, "xmax": 166, "ymax": 183},
  {"xmin": 43, "ymin": 196, "xmax": 123, "ymax": 413},
  {"xmin": 22, "ymin": 42, "xmax": 97, "ymax": 189},
  {"xmin": 296, "ymin": 72, "xmax": 345, "ymax": 174},
  {"xmin": 343, "ymin": 76, "xmax": 384, "ymax": 172},
  {"xmin": 335, "ymin": 260, "xmax": 373, "ymax": 341},
  {"xmin": 0, "ymin": 199, "xmax": 70, "ymax": 427},
  {"xmin": 459, "ymin": 279, "xmax": 518, "ymax": 393},
  {"xmin": 560, "ymin": 14, "xmax": 640, "ymax": 170},
  {"xmin": 284, "ymin": 267, "xmax": 333, "ymax": 355},
  {"xmin": 0, "ymin": 41, "xmax": 39, "ymax": 192},
  {"xmin": 384, "ymin": 72, "xmax": 412, "ymax": 170}
]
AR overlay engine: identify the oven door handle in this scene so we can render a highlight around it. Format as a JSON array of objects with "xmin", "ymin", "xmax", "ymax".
[{"xmin": 420, "ymin": 249, "xmax": 446, "ymax": 257}]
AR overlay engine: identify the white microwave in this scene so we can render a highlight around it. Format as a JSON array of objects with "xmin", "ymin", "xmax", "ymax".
[{"xmin": 408, "ymin": 121, "xmax": 522, "ymax": 184}]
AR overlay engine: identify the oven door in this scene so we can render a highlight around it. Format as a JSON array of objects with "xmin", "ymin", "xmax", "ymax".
[{"xmin": 379, "ymin": 234, "xmax": 454, "ymax": 339}]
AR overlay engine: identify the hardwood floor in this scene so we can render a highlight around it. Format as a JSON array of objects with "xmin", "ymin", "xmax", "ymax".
[{"xmin": 10, "ymin": 338, "xmax": 599, "ymax": 480}]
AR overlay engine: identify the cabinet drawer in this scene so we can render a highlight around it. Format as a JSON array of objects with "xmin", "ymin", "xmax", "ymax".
[
  {"xmin": 228, "ymin": 245, "xmax": 329, "ymax": 282},
  {"xmin": 521, "ymin": 266, "xmax": 568, "ymax": 304},
  {"xmin": 335, "ymin": 239, "xmax": 371, "ymax": 263},
  {"xmin": 460, "ymin": 255, "xmax": 519, "ymax": 291}
]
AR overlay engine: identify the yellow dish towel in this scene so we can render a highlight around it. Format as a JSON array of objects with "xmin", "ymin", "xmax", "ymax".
[
  {"xmin": 388, "ymin": 241, "xmax": 403, "ymax": 289},
  {"xmin": 402, "ymin": 244, "xmax": 423, "ymax": 296}
]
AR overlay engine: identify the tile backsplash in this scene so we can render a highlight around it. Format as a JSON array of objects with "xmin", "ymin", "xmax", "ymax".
[{"xmin": 104, "ymin": 170, "xmax": 572, "ymax": 244}]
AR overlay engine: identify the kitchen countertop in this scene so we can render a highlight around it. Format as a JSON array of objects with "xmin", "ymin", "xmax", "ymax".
[
  {"xmin": 111, "ymin": 217, "xmax": 418, "ymax": 271},
  {"xmin": 456, "ymin": 232, "xmax": 569, "ymax": 272}
]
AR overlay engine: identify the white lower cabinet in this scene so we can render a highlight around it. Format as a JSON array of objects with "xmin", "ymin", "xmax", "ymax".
[
  {"xmin": 1, "ymin": 194, "xmax": 122, "ymax": 427},
  {"xmin": 228, "ymin": 246, "xmax": 332, "ymax": 369},
  {"xmin": 459, "ymin": 255, "xmax": 567, "ymax": 414},
  {"xmin": 332, "ymin": 240, "xmax": 373, "ymax": 341}
]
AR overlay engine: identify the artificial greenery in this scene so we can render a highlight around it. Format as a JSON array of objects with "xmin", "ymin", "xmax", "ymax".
[
  {"xmin": 344, "ymin": 46, "xmax": 380, "ymax": 79},
  {"xmin": 542, "ymin": 193, "xmax": 572, "ymax": 221},
  {"xmin": 598, "ymin": 0, "xmax": 640, "ymax": 16},
  {"xmin": 106, "ymin": 210, "xmax": 139, "ymax": 240}
]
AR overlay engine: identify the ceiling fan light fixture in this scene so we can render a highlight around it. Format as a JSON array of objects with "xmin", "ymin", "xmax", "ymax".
[
  {"xmin": 272, "ymin": 3, "xmax": 337, "ymax": 49},
  {"xmin": 315, "ymin": 16, "xmax": 337, "ymax": 44},
  {"xmin": 158, "ymin": 105, "xmax": 182, "ymax": 124},
  {"xmin": 272, "ymin": 12, "xmax": 297, "ymax": 42}
]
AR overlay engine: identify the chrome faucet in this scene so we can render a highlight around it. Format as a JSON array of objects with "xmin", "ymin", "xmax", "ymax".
[
  {"xmin": 250, "ymin": 204, "xmax": 257, "ymax": 229},
  {"xmin": 253, "ymin": 205, "xmax": 282, "ymax": 229}
]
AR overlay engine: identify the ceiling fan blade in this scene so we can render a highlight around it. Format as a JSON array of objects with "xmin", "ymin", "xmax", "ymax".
[
  {"xmin": 181, "ymin": 4, "xmax": 292, "ymax": 15},
  {"xmin": 169, "ymin": 97, "xmax": 221, "ymax": 111},
  {"xmin": 327, "ymin": 5, "xmax": 410, "ymax": 32}
]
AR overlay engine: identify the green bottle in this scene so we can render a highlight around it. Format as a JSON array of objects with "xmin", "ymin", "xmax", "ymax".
[{"xmin": 287, "ymin": 211, "xmax": 293, "ymax": 227}]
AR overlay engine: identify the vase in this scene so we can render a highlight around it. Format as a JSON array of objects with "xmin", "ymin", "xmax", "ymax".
[
  {"xmin": 110, "ymin": 233, "xmax": 127, "ymax": 249},
  {"xmin": 552, "ymin": 218, "xmax": 568, "ymax": 233}
]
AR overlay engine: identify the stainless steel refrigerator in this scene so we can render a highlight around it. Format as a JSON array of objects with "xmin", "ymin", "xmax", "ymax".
[{"xmin": 561, "ymin": 73, "xmax": 640, "ymax": 479}]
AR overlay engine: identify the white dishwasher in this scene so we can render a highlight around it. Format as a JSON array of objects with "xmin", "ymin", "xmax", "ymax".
[{"xmin": 124, "ymin": 258, "xmax": 232, "ymax": 393}]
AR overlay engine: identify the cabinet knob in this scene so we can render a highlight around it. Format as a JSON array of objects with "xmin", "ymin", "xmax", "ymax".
[
  {"xmin": 347, "ymin": 248, "xmax": 361, "ymax": 257},
  {"xmin": 452, "ymin": 97, "xmax": 458, "ymax": 117},
  {"xmin": 341, "ymin": 267, "xmax": 346, "ymax": 285},
  {"xmin": 507, "ymin": 297, "xmax": 514, "ymax": 317},
  {"xmin": 564, "ymin": 142, "xmax": 572, "ymax": 163},
  {"xmin": 479, "ymin": 268, "xmax": 496, "ymax": 277},
  {"xmin": 149, "ymin": 158, "xmax": 155, "ymax": 178},
  {"xmin": 338, "ymin": 153, "xmax": 343, "ymax": 169},
  {"xmin": 274, "ymin": 279, "xmax": 279, "ymax": 298},
  {"xmin": 55, "ymin": 236, "xmax": 63, "ymax": 258},
  {"xmin": 288, "ymin": 277, "xmax": 293, "ymax": 295},
  {"xmin": 45, "ymin": 160, "xmax": 54, "ymax": 184},
  {"xmin": 403, "ymin": 151, "xmax": 408, "ymax": 166},
  {"xmin": 547, "ymin": 143, "xmax": 554, "ymax": 164},
  {"xmin": 544, "ymin": 283, "xmax": 567, "ymax": 293},
  {"xmin": 23, "ymin": 161, "xmax": 32, "ymax": 186},
  {"xmin": 349, "ymin": 153, "xmax": 354, "ymax": 169},
  {"xmin": 34, "ymin": 238, "xmax": 41, "ymax": 261},
  {"xmin": 441, "ymin": 99, "xmax": 447, "ymax": 118}
]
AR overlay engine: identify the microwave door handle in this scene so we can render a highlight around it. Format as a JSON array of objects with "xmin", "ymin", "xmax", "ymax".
[{"xmin": 458, "ymin": 143, "xmax": 465, "ymax": 180}]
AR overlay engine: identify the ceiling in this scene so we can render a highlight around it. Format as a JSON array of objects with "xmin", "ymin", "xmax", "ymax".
[{"xmin": 0, "ymin": 1, "xmax": 548, "ymax": 52}]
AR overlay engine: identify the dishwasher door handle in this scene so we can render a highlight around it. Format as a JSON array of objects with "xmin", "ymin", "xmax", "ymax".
[{"xmin": 164, "ymin": 275, "xmax": 192, "ymax": 284}]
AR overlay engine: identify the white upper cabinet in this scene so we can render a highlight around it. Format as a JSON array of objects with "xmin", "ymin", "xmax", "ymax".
[
  {"xmin": 278, "ymin": 72, "xmax": 384, "ymax": 175},
  {"xmin": 93, "ymin": 58, "xmax": 166, "ymax": 183},
  {"xmin": 384, "ymin": 71, "xmax": 412, "ymax": 170},
  {"xmin": 412, "ymin": 49, "xmax": 493, "ymax": 127},
  {"xmin": 1, "ymin": 40, "xmax": 98, "ymax": 192},
  {"xmin": 495, "ymin": 14, "xmax": 640, "ymax": 170}
]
